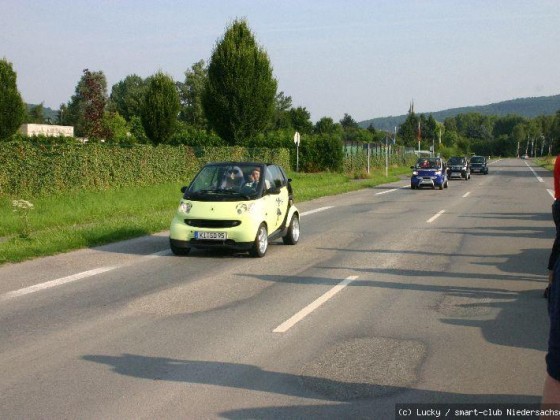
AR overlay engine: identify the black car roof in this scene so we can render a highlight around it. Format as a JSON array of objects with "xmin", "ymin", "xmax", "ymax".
[{"xmin": 203, "ymin": 161, "xmax": 284, "ymax": 168}]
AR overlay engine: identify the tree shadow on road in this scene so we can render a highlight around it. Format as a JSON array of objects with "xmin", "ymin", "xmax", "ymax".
[{"xmin": 82, "ymin": 353, "xmax": 542, "ymax": 419}]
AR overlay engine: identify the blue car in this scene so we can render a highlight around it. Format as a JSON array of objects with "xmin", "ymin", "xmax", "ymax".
[{"xmin": 410, "ymin": 157, "xmax": 449, "ymax": 190}]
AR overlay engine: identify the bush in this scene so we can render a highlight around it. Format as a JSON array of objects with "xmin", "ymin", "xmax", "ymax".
[{"xmin": 0, "ymin": 141, "xmax": 290, "ymax": 198}]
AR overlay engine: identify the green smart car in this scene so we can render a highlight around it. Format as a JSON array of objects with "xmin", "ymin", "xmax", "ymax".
[{"xmin": 169, "ymin": 162, "xmax": 300, "ymax": 257}]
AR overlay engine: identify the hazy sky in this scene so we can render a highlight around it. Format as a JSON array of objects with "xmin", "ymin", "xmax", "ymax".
[{"xmin": 2, "ymin": 0, "xmax": 559, "ymax": 122}]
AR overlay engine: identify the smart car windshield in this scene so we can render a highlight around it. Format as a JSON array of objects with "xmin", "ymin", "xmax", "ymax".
[
  {"xmin": 416, "ymin": 158, "xmax": 441, "ymax": 169},
  {"xmin": 470, "ymin": 156, "xmax": 485, "ymax": 164},
  {"xmin": 184, "ymin": 163, "xmax": 264, "ymax": 201}
]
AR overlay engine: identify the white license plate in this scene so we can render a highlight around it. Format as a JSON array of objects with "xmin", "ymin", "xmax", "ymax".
[{"xmin": 195, "ymin": 231, "xmax": 227, "ymax": 240}]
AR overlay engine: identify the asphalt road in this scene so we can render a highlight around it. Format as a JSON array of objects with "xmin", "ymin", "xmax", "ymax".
[{"xmin": 0, "ymin": 158, "xmax": 554, "ymax": 419}]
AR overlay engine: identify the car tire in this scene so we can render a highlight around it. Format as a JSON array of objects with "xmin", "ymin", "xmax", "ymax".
[
  {"xmin": 170, "ymin": 241, "xmax": 190, "ymax": 256},
  {"xmin": 444, "ymin": 180, "xmax": 448, "ymax": 188},
  {"xmin": 438, "ymin": 183, "xmax": 443, "ymax": 190},
  {"xmin": 250, "ymin": 223, "xmax": 268, "ymax": 258},
  {"xmin": 283, "ymin": 214, "xmax": 300, "ymax": 245}
]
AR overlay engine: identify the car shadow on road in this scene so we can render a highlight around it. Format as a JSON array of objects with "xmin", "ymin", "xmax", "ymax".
[{"xmin": 81, "ymin": 353, "xmax": 541, "ymax": 418}]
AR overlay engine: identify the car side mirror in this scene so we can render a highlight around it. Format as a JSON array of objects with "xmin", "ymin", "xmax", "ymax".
[{"xmin": 180, "ymin": 186, "xmax": 188, "ymax": 194}]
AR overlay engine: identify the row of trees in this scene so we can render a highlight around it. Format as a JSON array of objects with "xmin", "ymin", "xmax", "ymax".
[
  {"xmin": 0, "ymin": 19, "xmax": 389, "ymax": 152},
  {"xmin": 2, "ymin": 18, "xmax": 559, "ymax": 159},
  {"xmin": 396, "ymin": 105, "xmax": 560, "ymax": 157}
]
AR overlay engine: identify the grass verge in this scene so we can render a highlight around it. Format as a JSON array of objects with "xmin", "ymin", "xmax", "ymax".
[{"xmin": 0, "ymin": 166, "xmax": 410, "ymax": 265}]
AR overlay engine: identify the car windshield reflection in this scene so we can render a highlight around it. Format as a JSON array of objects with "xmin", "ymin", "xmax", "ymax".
[{"xmin": 184, "ymin": 164, "xmax": 264, "ymax": 201}]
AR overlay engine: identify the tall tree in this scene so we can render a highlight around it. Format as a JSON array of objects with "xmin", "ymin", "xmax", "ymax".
[
  {"xmin": 177, "ymin": 60, "xmax": 208, "ymax": 129},
  {"xmin": 66, "ymin": 69, "xmax": 108, "ymax": 138},
  {"xmin": 0, "ymin": 58, "xmax": 26, "ymax": 140},
  {"xmin": 398, "ymin": 109, "xmax": 420, "ymax": 147},
  {"xmin": 272, "ymin": 91, "xmax": 293, "ymax": 130},
  {"xmin": 109, "ymin": 74, "xmax": 146, "ymax": 122},
  {"xmin": 203, "ymin": 19, "xmax": 277, "ymax": 145},
  {"xmin": 141, "ymin": 71, "xmax": 180, "ymax": 145}
]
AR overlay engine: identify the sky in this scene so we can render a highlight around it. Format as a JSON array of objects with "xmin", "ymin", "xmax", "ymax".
[{"xmin": 2, "ymin": 0, "xmax": 559, "ymax": 123}]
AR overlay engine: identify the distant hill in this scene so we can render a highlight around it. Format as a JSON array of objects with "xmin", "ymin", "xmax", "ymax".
[{"xmin": 359, "ymin": 94, "xmax": 560, "ymax": 131}]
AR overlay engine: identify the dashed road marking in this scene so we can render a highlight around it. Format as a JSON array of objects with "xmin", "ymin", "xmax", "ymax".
[{"xmin": 273, "ymin": 275, "xmax": 359, "ymax": 333}]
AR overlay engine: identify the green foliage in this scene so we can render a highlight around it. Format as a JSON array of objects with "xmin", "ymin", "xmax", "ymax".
[
  {"xmin": 0, "ymin": 58, "xmax": 26, "ymax": 140},
  {"xmin": 177, "ymin": 60, "xmax": 208, "ymax": 129},
  {"xmin": 141, "ymin": 72, "xmax": 180, "ymax": 145},
  {"xmin": 26, "ymin": 103, "xmax": 45, "ymax": 123},
  {"xmin": 0, "ymin": 142, "xmax": 290, "ymax": 198},
  {"xmin": 203, "ymin": 19, "xmax": 277, "ymax": 145},
  {"xmin": 11, "ymin": 199, "xmax": 34, "ymax": 238},
  {"xmin": 314, "ymin": 117, "xmax": 341, "ymax": 135},
  {"xmin": 129, "ymin": 116, "xmax": 149, "ymax": 144},
  {"xmin": 102, "ymin": 112, "xmax": 131, "ymax": 144},
  {"xmin": 272, "ymin": 91, "xmax": 293, "ymax": 130},
  {"xmin": 299, "ymin": 135, "xmax": 344, "ymax": 172},
  {"xmin": 167, "ymin": 123, "xmax": 225, "ymax": 146},
  {"xmin": 109, "ymin": 74, "xmax": 147, "ymax": 121},
  {"xmin": 289, "ymin": 107, "xmax": 313, "ymax": 134},
  {"xmin": 65, "ymin": 69, "xmax": 109, "ymax": 139}
]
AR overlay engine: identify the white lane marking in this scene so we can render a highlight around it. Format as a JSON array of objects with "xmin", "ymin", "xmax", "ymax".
[
  {"xmin": 462, "ymin": 192, "xmax": 471, "ymax": 198},
  {"xmin": 375, "ymin": 188, "xmax": 397, "ymax": 195},
  {"xmin": 0, "ymin": 266, "xmax": 116, "ymax": 301},
  {"xmin": 1, "ymin": 206, "xmax": 334, "ymax": 301},
  {"xmin": 548, "ymin": 189, "xmax": 555, "ymax": 199},
  {"xmin": 524, "ymin": 161, "xmax": 544, "ymax": 182},
  {"xmin": 300, "ymin": 206, "xmax": 333, "ymax": 217},
  {"xmin": 0, "ymin": 249, "xmax": 173, "ymax": 302},
  {"xmin": 273, "ymin": 275, "xmax": 359, "ymax": 333},
  {"xmin": 427, "ymin": 210, "xmax": 445, "ymax": 223}
]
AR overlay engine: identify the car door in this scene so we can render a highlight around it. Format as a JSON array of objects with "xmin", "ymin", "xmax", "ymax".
[{"xmin": 263, "ymin": 165, "xmax": 288, "ymax": 233}]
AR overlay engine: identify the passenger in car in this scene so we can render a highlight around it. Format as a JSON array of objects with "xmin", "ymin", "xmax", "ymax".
[{"xmin": 220, "ymin": 166, "xmax": 244, "ymax": 190}]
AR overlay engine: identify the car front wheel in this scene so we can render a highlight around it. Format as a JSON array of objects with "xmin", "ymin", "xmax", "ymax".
[
  {"xmin": 170, "ymin": 241, "xmax": 190, "ymax": 256},
  {"xmin": 250, "ymin": 223, "xmax": 268, "ymax": 257},
  {"xmin": 283, "ymin": 214, "xmax": 300, "ymax": 245}
]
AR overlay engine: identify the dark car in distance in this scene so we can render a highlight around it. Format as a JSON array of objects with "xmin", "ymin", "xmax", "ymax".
[
  {"xmin": 446, "ymin": 156, "xmax": 470, "ymax": 180},
  {"xmin": 470, "ymin": 155, "xmax": 489, "ymax": 175}
]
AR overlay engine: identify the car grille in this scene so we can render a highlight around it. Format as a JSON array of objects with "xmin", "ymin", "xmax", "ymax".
[{"xmin": 185, "ymin": 219, "xmax": 241, "ymax": 228}]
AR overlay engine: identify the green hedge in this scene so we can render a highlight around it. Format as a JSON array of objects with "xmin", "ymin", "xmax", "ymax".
[{"xmin": 0, "ymin": 142, "xmax": 290, "ymax": 198}]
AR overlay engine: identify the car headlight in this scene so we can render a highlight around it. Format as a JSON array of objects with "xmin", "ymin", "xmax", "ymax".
[
  {"xmin": 435, "ymin": 171, "xmax": 441, "ymax": 175},
  {"xmin": 179, "ymin": 201, "xmax": 192, "ymax": 214},
  {"xmin": 236, "ymin": 203, "xmax": 254, "ymax": 215},
  {"xmin": 412, "ymin": 171, "xmax": 418, "ymax": 176}
]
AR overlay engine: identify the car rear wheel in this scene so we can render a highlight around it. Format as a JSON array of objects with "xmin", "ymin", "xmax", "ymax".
[
  {"xmin": 250, "ymin": 223, "xmax": 268, "ymax": 257},
  {"xmin": 283, "ymin": 214, "xmax": 300, "ymax": 245}
]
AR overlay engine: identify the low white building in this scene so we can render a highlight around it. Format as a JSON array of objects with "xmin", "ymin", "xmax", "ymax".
[{"xmin": 19, "ymin": 124, "xmax": 74, "ymax": 137}]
